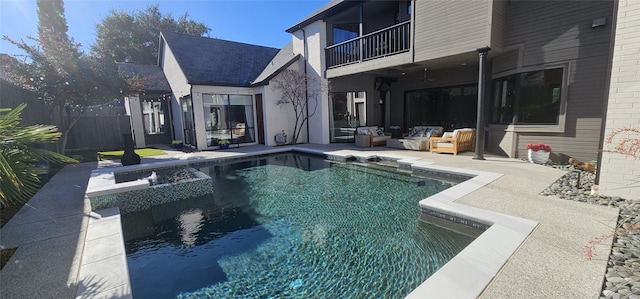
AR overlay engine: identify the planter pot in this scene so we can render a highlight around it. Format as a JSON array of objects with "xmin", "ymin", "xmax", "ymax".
[
  {"xmin": 172, "ymin": 143, "xmax": 183, "ymax": 149},
  {"xmin": 219, "ymin": 144, "xmax": 230, "ymax": 149},
  {"xmin": 528, "ymin": 149, "xmax": 550, "ymax": 164}
]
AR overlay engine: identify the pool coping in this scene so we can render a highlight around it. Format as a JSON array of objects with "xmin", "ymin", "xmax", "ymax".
[{"xmin": 78, "ymin": 147, "xmax": 538, "ymax": 298}]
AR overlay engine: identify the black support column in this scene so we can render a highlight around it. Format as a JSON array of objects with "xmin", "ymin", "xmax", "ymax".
[{"xmin": 473, "ymin": 47, "xmax": 491, "ymax": 160}]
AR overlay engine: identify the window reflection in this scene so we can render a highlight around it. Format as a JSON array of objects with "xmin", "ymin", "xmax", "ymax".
[
  {"xmin": 329, "ymin": 91, "xmax": 366, "ymax": 143},
  {"xmin": 142, "ymin": 99, "xmax": 167, "ymax": 135},
  {"xmin": 202, "ymin": 94, "xmax": 255, "ymax": 147},
  {"xmin": 491, "ymin": 68, "xmax": 563, "ymax": 125}
]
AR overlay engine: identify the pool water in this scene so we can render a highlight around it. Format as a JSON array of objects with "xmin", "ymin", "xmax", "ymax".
[{"xmin": 121, "ymin": 153, "xmax": 475, "ymax": 298}]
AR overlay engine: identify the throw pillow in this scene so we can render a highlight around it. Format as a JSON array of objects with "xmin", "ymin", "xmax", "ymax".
[
  {"xmin": 358, "ymin": 128, "xmax": 369, "ymax": 135},
  {"xmin": 376, "ymin": 128, "xmax": 384, "ymax": 136}
]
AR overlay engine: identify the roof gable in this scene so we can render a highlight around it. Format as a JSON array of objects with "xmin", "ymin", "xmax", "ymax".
[
  {"xmin": 118, "ymin": 63, "xmax": 171, "ymax": 92},
  {"xmin": 252, "ymin": 42, "xmax": 300, "ymax": 86},
  {"xmin": 161, "ymin": 31, "xmax": 280, "ymax": 87}
]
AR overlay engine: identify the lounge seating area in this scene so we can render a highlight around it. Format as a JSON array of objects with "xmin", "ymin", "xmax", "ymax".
[
  {"xmin": 355, "ymin": 125, "xmax": 475, "ymax": 155},
  {"xmin": 386, "ymin": 126, "xmax": 444, "ymax": 151},
  {"xmin": 354, "ymin": 126, "xmax": 391, "ymax": 147},
  {"xmin": 430, "ymin": 128, "xmax": 476, "ymax": 155}
]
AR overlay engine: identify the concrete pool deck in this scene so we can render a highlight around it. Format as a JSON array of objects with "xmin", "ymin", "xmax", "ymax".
[{"xmin": 0, "ymin": 144, "xmax": 618, "ymax": 298}]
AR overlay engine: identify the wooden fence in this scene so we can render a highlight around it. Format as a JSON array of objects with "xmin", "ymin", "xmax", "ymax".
[
  {"xmin": 1, "ymin": 79, "xmax": 132, "ymax": 151},
  {"xmin": 65, "ymin": 115, "xmax": 131, "ymax": 151},
  {"xmin": 0, "ymin": 79, "xmax": 51, "ymax": 125}
]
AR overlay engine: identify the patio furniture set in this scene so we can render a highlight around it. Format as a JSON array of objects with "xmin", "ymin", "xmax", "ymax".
[{"xmin": 355, "ymin": 126, "xmax": 476, "ymax": 155}]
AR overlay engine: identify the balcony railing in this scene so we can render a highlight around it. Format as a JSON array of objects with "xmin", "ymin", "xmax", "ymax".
[{"xmin": 326, "ymin": 21, "xmax": 411, "ymax": 69}]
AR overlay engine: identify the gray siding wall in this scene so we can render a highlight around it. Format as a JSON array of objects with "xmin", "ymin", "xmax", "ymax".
[
  {"xmin": 414, "ymin": 0, "xmax": 492, "ymax": 61},
  {"xmin": 491, "ymin": 0, "xmax": 506, "ymax": 51},
  {"xmin": 492, "ymin": 49, "xmax": 520, "ymax": 74},
  {"xmin": 495, "ymin": 0, "xmax": 614, "ymax": 161}
]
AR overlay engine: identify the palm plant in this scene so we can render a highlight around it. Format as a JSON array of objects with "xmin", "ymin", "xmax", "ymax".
[{"xmin": 0, "ymin": 103, "xmax": 76, "ymax": 207}]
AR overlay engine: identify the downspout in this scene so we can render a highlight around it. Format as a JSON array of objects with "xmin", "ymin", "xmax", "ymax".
[
  {"xmin": 595, "ymin": 0, "xmax": 619, "ymax": 186},
  {"xmin": 189, "ymin": 85, "xmax": 197, "ymax": 149},
  {"xmin": 411, "ymin": 0, "xmax": 417, "ymax": 63},
  {"xmin": 302, "ymin": 27, "xmax": 310, "ymax": 143}
]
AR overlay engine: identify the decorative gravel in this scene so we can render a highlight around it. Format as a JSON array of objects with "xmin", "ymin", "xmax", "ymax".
[{"xmin": 539, "ymin": 165, "xmax": 640, "ymax": 299}]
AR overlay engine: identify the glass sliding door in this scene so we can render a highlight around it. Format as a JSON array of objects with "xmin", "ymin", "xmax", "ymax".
[
  {"xmin": 203, "ymin": 94, "xmax": 227, "ymax": 146},
  {"xmin": 404, "ymin": 85, "xmax": 477, "ymax": 130},
  {"xmin": 329, "ymin": 91, "xmax": 366, "ymax": 143},
  {"xmin": 181, "ymin": 96, "xmax": 196, "ymax": 146},
  {"xmin": 202, "ymin": 94, "xmax": 255, "ymax": 147},
  {"xmin": 229, "ymin": 95, "xmax": 255, "ymax": 144}
]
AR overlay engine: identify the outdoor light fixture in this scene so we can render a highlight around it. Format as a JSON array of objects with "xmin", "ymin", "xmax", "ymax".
[{"xmin": 592, "ymin": 18, "xmax": 606, "ymax": 28}]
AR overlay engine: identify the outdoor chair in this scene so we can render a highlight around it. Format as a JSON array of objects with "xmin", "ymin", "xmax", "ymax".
[{"xmin": 429, "ymin": 128, "xmax": 476, "ymax": 155}]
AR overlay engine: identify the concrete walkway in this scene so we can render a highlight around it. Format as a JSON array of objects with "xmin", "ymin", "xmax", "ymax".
[
  {"xmin": 0, "ymin": 162, "xmax": 95, "ymax": 298},
  {"xmin": 0, "ymin": 144, "xmax": 619, "ymax": 298}
]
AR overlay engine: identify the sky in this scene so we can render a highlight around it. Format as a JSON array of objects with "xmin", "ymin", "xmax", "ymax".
[{"xmin": 0, "ymin": 0, "xmax": 329, "ymax": 57}]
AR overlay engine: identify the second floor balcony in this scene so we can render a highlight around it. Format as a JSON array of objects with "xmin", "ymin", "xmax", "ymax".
[{"xmin": 326, "ymin": 21, "xmax": 411, "ymax": 69}]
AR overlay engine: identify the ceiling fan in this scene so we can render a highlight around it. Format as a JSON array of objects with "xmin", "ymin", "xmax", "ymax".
[{"xmin": 420, "ymin": 68, "xmax": 438, "ymax": 83}]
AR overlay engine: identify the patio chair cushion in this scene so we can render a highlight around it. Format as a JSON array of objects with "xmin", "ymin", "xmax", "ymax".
[
  {"xmin": 357, "ymin": 126, "xmax": 382, "ymax": 136},
  {"xmin": 410, "ymin": 126, "xmax": 444, "ymax": 137}
]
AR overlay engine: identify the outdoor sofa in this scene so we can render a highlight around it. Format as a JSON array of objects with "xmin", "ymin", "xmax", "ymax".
[
  {"xmin": 386, "ymin": 126, "xmax": 444, "ymax": 151},
  {"xmin": 355, "ymin": 126, "xmax": 391, "ymax": 147}
]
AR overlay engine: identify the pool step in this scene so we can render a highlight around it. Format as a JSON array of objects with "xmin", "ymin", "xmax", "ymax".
[{"xmin": 331, "ymin": 162, "xmax": 427, "ymax": 185}]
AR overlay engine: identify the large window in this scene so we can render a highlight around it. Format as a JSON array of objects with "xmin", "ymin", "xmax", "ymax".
[
  {"xmin": 202, "ymin": 94, "xmax": 255, "ymax": 147},
  {"xmin": 491, "ymin": 68, "xmax": 563, "ymax": 125},
  {"xmin": 333, "ymin": 24, "xmax": 359, "ymax": 45},
  {"xmin": 404, "ymin": 85, "xmax": 477, "ymax": 130},
  {"xmin": 141, "ymin": 98, "xmax": 167, "ymax": 135}
]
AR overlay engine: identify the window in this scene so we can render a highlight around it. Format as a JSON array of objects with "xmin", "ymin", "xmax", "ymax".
[
  {"xmin": 491, "ymin": 68, "xmax": 563, "ymax": 125},
  {"xmin": 329, "ymin": 91, "xmax": 366, "ymax": 143},
  {"xmin": 333, "ymin": 24, "xmax": 359, "ymax": 45},
  {"xmin": 141, "ymin": 98, "xmax": 167, "ymax": 135},
  {"xmin": 404, "ymin": 85, "xmax": 477, "ymax": 130},
  {"xmin": 202, "ymin": 94, "xmax": 255, "ymax": 146}
]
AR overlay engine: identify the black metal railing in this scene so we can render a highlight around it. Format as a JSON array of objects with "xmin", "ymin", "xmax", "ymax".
[{"xmin": 326, "ymin": 21, "xmax": 410, "ymax": 68}]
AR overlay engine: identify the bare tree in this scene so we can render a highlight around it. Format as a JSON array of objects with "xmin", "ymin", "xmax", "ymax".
[{"xmin": 272, "ymin": 69, "xmax": 327, "ymax": 145}]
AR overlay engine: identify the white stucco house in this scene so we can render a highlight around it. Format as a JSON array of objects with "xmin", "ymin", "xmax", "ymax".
[{"xmin": 123, "ymin": 31, "xmax": 311, "ymax": 150}]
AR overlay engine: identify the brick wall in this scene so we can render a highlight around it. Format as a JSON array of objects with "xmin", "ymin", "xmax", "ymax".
[{"xmin": 599, "ymin": 0, "xmax": 640, "ymax": 200}]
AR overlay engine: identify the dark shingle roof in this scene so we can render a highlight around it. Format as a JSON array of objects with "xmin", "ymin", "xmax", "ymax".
[
  {"xmin": 117, "ymin": 63, "xmax": 171, "ymax": 92},
  {"xmin": 161, "ymin": 31, "xmax": 280, "ymax": 87},
  {"xmin": 252, "ymin": 42, "xmax": 300, "ymax": 86}
]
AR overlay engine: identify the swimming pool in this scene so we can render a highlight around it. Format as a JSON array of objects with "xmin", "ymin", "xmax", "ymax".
[{"xmin": 121, "ymin": 153, "xmax": 475, "ymax": 298}]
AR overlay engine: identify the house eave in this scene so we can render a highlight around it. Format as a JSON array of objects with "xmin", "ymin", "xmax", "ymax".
[
  {"xmin": 286, "ymin": 0, "xmax": 362, "ymax": 33},
  {"xmin": 187, "ymin": 81, "xmax": 253, "ymax": 88},
  {"xmin": 251, "ymin": 54, "xmax": 301, "ymax": 87}
]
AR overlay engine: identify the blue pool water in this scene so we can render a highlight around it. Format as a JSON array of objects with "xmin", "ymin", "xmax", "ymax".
[{"xmin": 121, "ymin": 153, "xmax": 475, "ymax": 298}]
